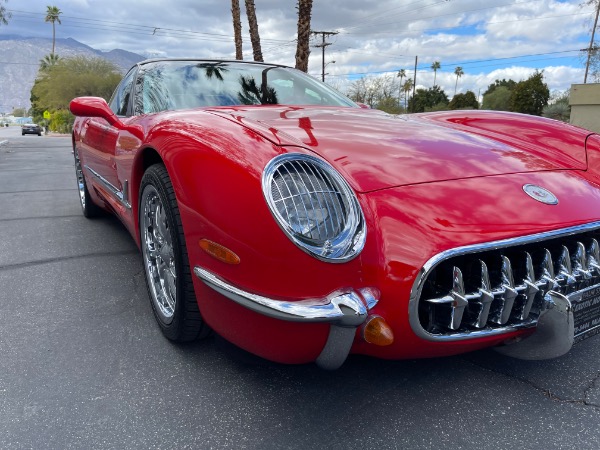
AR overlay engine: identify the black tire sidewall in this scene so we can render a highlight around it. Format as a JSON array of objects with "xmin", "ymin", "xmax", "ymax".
[{"xmin": 73, "ymin": 147, "xmax": 102, "ymax": 218}]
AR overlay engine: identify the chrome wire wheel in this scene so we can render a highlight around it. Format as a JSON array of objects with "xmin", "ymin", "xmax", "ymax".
[
  {"xmin": 141, "ymin": 185, "xmax": 177, "ymax": 324},
  {"xmin": 74, "ymin": 149, "xmax": 86, "ymax": 210}
]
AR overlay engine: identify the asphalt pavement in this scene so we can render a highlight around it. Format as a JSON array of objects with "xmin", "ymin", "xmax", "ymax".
[{"xmin": 1, "ymin": 125, "xmax": 600, "ymax": 449}]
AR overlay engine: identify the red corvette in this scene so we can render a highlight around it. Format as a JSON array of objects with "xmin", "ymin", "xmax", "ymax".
[{"xmin": 70, "ymin": 59, "xmax": 600, "ymax": 369}]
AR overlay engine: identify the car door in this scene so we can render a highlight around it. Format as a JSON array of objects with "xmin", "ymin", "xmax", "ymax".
[{"xmin": 81, "ymin": 68, "xmax": 137, "ymax": 205}]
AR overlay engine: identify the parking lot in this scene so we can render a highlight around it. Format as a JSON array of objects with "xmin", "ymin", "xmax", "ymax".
[{"xmin": 1, "ymin": 125, "xmax": 600, "ymax": 449}]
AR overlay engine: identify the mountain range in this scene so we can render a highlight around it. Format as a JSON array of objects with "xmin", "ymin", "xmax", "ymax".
[{"xmin": 0, "ymin": 36, "xmax": 145, "ymax": 114}]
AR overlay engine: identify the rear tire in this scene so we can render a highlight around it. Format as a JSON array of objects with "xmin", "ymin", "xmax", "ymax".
[
  {"xmin": 73, "ymin": 146, "xmax": 103, "ymax": 218},
  {"xmin": 139, "ymin": 164, "xmax": 210, "ymax": 342}
]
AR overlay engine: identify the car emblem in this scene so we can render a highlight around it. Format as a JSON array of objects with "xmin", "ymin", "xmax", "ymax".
[{"xmin": 522, "ymin": 184, "xmax": 558, "ymax": 205}]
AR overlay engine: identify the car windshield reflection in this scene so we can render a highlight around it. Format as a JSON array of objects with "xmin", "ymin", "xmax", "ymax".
[{"xmin": 135, "ymin": 60, "xmax": 356, "ymax": 114}]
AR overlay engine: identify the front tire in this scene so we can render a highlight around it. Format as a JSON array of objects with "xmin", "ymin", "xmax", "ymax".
[
  {"xmin": 73, "ymin": 146, "xmax": 103, "ymax": 218},
  {"xmin": 139, "ymin": 164, "xmax": 210, "ymax": 342}
]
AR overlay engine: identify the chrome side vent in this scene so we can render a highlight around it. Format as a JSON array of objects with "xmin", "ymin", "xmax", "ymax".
[{"xmin": 418, "ymin": 234, "xmax": 600, "ymax": 336}]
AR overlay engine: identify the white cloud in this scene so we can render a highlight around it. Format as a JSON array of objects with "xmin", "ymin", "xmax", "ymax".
[{"xmin": 4, "ymin": 0, "xmax": 595, "ymax": 93}]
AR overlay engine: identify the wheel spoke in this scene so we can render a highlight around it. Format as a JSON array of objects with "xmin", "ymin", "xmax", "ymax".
[
  {"xmin": 141, "ymin": 185, "xmax": 178, "ymax": 324},
  {"xmin": 155, "ymin": 204, "xmax": 169, "ymax": 242},
  {"xmin": 158, "ymin": 242, "xmax": 173, "ymax": 264}
]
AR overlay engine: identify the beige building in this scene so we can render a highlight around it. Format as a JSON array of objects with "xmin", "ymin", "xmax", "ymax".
[{"xmin": 570, "ymin": 83, "xmax": 600, "ymax": 133}]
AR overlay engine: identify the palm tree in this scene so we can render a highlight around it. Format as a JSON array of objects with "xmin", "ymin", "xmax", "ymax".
[
  {"xmin": 231, "ymin": 0, "xmax": 243, "ymax": 60},
  {"xmin": 431, "ymin": 61, "xmax": 441, "ymax": 86},
  {"xmin": 45, "ymin": 6, "xmax": 62, "ymax": 56},
  {"xmin": 397, "ymin": 69, "xmax": 406, "ymax": 106},
  {"xmin": 295, "ymin": 0, "xmax": 313, "ymax": 72},
  {"xmin": 403, "ymin": 78, "xmax": 414, "ymax": 111},
  {"xmin": 244, "ymin": 0, "xmax": 263, "ymax": 62},
  {"xmin": 39, "ymin": 53, "xmax": 60, "ymax": 71},
  {"xmin": 454, "ymin": 66, "xmax": 464, "ymax": 95},
  {"xmin": 0, "ymin": 0, "xmax": 12, "ymax": 26}
]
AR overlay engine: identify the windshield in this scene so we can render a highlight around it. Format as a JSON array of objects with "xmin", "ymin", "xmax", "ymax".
[{"xmin": 134, "ymin": 61, "xmax": 356, "ymax": 114}]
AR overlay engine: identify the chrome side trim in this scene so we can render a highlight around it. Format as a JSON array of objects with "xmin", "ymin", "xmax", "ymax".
[
  {"xmin": 409, "ymin": 221, "xmax": 600, "ymax": 342},
  {"xmin": 194, "ymin": 266, "xmax": 369, "ymax": 325},
  {"xmin": 84, "ymin": 165, "xmax": 131, "ymax": 209},
  {"xmin": 194, "ymin": 266, "xmax": 375, "ymax": 369}
]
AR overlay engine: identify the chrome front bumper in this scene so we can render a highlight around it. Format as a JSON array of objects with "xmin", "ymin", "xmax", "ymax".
[
  {"xmin": 193, "ymin": 267, "xmax": 378, "ymax": 369},
  {"xmin": 495, "ymin": 291, "xmax": 574, "ymax": 359}
]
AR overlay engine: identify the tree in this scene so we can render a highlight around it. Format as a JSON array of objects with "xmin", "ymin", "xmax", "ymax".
[
  {"xmin": 0, "ymin": 0, "xmax": 11, "ymax": 25},
  {"xmin": 408, "ymin": 85, "xmax": 449, "ymax": 113},
  {"xmin": 231, "ymin": 0, "xmax": 243, "ymax": 60},
  {"xmin": 397, "ymin": 69, "xmax": 406, "ymax": 105},
  {"xmin": 403, "ymin": 78, "xmax": 413, "ymax": 110},
  {"xmin": 30, "ymin": 56, "xmax": 121, "ymax": 129},
  {"xmin": 348, "ymin": 74, "xmax": 401, "ymax": 109},
  {"xmin": 45, "ymin": 6, "xmax": 62, "ymax": 56},
  {"xmin": 483, "ymin": 79, "xmax": 517, "ymax": 97},
  {"xmin": 431, "ymin": 61, "xmax": 441, "ymax": 86},
  {"xmin": 40, "ymin": 53, "xmax": 60, "ymax": 71},
  {"xmin": 244, "ymin": 0, "xmax": 263, "ymax": 62},
  {"xmin": 376, "ymin": 96, "xmax": 403, "ymax": 114},
  {"xmin": 295, "ymin": 0, "xmax": 313, "ymax": 72},
  {"xmin": 542, "ymin": 89, "xmax": 570, "ymax": 122},
  {"xmin": 482, "ymin": 85, "xmax": 512, "ymax": 111},
  {"xmin": 509, "ymin": 70, "xmax": 550, "ymax": 116},
  {"xmin": 449, "ymin": 91, "xmax": 479, "ymax": 110},
  {"xmin": 12, "ymin": 107, "xmax": 26, "ymax": 117},
  {"xmin": 454, "ymin": 66, "xmax": 464, "ymax": 95}
]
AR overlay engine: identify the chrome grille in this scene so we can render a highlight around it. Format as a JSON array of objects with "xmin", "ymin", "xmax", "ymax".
[
  {"xmin": 417, "ymin": 232, "xmax": 600, "ymax": 336},
  {"xmin": 270, "ymin": 159, "xmax": 347, "ymax": 243}
]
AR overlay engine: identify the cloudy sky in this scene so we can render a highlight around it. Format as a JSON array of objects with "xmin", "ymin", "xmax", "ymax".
[{"xmin": 2, "ymin": 0, "xmax": 598, "ymax": 97}]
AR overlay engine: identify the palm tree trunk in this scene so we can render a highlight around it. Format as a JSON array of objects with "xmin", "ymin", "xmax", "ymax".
[
  {"xmin": 295, "ymin": 0, "xmax": 313, "ymax": 72},
  {"xmin": 231, "ymin": 0, "xmax": 243, "ymax": 60},
  {"xmin": 52, "ymin": 22, "xmax": 56, "ymax": 55},
  {"xmin": 245, "ymin": 0, "xmax": 263, "ymax": 62},
  {"xmin": 454, "ymin": 77, "xmax": 458, "ymax": 96}
]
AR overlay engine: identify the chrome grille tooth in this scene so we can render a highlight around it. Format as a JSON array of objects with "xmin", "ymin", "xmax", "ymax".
[
  {"xmin": 573, "ymin": 241, "xmax": 593, "ymax": 282},
  {"xmin": 520, "ymin": 252, "xmax": 540, "ymax": 320},
  {"xmin": 557, "ymin": 245, "xmax": 577, "ymax": 287},
  {"xmin": 474, "ymin": 260, "xmax": 494, "ymax": 328},
  {"xmin": 490, "ymin": 255, "xmax": 518, "ymax": 325},
  {"xmin": 588, "ymin": 238, "xmax": 600, "ymax": 274},
  {"xmin": 538, "ymin": 248, "xmax": 558, "ymax": 293},
  {"xmin": 425, "ymin": 266, "xmax": 468, "ymax": 330}
]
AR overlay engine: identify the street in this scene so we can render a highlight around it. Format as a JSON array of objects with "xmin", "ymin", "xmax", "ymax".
[{"xmin": 1, "ymin": 125, "xmax": 600, "ymax": 449}]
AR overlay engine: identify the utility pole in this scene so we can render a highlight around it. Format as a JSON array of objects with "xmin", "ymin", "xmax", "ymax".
[
  {"xmin": 312, "ymin": 30, "xmax": 338, "ymax": 82},
  {"xmin": 584, "ymin": 1, "xmax": 600, "ymax": 83}
]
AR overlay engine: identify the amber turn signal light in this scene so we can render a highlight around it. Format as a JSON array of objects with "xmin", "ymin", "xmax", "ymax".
[
  {"xmin": 199, "ymin": 239, "xmax": 240, "ymax": 265},
  {"xmin": 362, "ymin": 316, "xmax": 394, "ymax": 346}
]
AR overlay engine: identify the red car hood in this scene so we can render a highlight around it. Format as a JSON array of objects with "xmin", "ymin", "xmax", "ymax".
[{"xmin": 207, "ymin": 106, "xmax": 590, "ymax": 193}]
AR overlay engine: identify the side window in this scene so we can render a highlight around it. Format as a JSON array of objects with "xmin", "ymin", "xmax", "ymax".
[{"xmin": 109, "ymin": 68, "xmax": 136, "ymax": 116}]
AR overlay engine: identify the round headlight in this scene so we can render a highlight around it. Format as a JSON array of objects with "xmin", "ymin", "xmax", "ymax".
[{"xmin": 262, "ymin": 153, "xmax": 366, "ymax": 262}]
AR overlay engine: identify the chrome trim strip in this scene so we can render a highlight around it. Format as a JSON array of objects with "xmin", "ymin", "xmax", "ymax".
[
  {"xmin": 194, "ymin": 266, "xmax": 369, "ymax": 326},
  {"xmin": 84, "ymin": 165, "xmax": 131, "ymax": 209},
  {"xmin": 409, "ymin": 221, "xmax": 600, "ymax": 342},
  {"xmin": 194, "ymin": 266, "xmax": 376, "ymax": 370}
]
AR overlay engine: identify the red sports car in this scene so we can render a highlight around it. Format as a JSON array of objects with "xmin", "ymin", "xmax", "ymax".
[{"xmin": 70, "ymin": 59, "xmax": 600, "ymax": 369}]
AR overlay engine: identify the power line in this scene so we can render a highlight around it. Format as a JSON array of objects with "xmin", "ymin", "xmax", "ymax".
[
  {"xmin": 323, "ymin": 49, "xmax": 584, "ymax": 78},
  {"xmin": 7, "ymin": 8, "xmax": 291, "ymax": 44}
]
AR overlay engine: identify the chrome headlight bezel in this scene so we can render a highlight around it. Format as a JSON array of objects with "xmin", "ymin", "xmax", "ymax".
[{"xmin": 262, "ymin": 153, "xmax": 366, "ymax": 263}]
